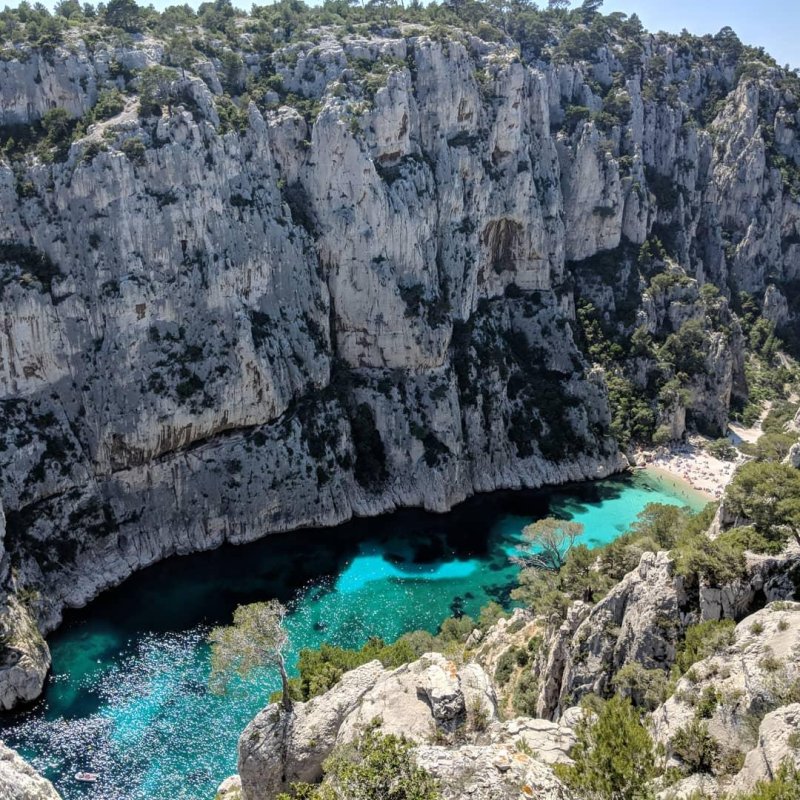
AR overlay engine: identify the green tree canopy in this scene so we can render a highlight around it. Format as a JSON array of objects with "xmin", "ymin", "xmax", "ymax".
[
  {"xmin": 104, "ymin": 0, "xmax": 141, "ymax": 31},
  {"xmin": 209, "ymin": 599, "xmax": 293, "ymax": 711},
  {"xmin": 517, "ymin": 517, "xmax": 585, "ymax": 571},
  {"xmin": 725, "ymin": 461, "xmax": 800, "ymax": 547}
]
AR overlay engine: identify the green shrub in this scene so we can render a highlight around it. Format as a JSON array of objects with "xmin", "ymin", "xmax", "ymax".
[
  {"xmin": 555, "ymin": 696, "xmax": 656, "ymax": 800},
  {"xmin": 512, "ymin": 670, "xmax": 539, "ymax": 716},
  {"xmin": 494, "ymin": 647, "xmax": 519, "ymax": 685},
  {"xmin": 658, "ymin": 319, "xmax": 709, "ymax": 377},
  {"xmin": 717, "ymin": 526, "xmax": 786, "ymax": 556},
  {"xmin": 284, "ymin": 636, "xmax": 423, "ymax": 702},
  {"xmin": 670, "ymin": 719, "xmax": 720, "ymax": 773},
  {"xmin": 466, "ymin": 697, "xmax": 490, "ymax": 732},
  {"xmin": 611, "ymin": 663, "xmax": 669, "ymax": 711},
  {"xmin": 725, "ymin": 462, "xmax": 800, "ymax": 548},
  {"xmin": 672, "ymin": 534, "xmax": 747, "ymax": 587},
  {"xmin": 734, "ymin": 763, "xmax": 800, "ymax": 799},
  {"xmin": 93, "ymin": 88, "xmax": 126, "ymax": 120},
  {"xmin": 676, "ymin": 619, "xmax": 735, "ymax": 674},
  {"xmin": 278, "ymin": 724, "xmax": 441, "ymax": 800},
  {"xmin": 696, "ymin": 686, "xmax": 720, "ymax": 719},
  {"xmin": 120, "ymin": 137, "xmax": 146, "ymax": 165},
  {"xmin": 437, "ymin": 615, "xmax": 475, "ymax": 644},
  {"xmin": 705, "ymin": 438, "xmax": 738, "ymax": 461},
  {"xmin": 477, "ymin": 601, "xmax": 507, "ymax": 632}
]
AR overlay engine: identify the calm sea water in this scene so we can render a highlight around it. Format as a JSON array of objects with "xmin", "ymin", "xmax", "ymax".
[{"xmin": 0, "ymin": 472, "xmax": 705, "ymax": 800}]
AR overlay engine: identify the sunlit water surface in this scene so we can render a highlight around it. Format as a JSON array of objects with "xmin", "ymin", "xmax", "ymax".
[{"xmin": 0, "ymin": 472, "xmax": 705, "ymax": 800}]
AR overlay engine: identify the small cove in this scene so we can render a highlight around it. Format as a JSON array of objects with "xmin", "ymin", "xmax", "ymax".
[{"xmin": 0, "ymin": 471, "xmax": 706, "ymax": 800}]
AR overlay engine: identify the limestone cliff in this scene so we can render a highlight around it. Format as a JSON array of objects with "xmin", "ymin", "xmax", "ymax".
[
  {"xmin": 0, "ymin": 15, "xmax": 799, "ymax": 707},
  {"xmin": 235, "ymin": 651, "xmax": 575, "ymax": 800},
  {"xmin": 528, "ymin": 547, "xmax": 800, "ymax": 721},
  {"xmin": 0, "ymin": 742, "xmax": 61, "ymax": 800}
]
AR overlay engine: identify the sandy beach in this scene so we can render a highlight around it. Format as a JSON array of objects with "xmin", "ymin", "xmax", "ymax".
[
  {"xmin": 640, "ymin": 464, "xmax": 716, "ymax": 507},
  {"xmin": 634, "ymin": 436, "xmax": 743, "ymax": 501}
]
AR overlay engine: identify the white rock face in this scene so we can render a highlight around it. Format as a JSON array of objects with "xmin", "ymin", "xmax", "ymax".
[
  {"xmin": 214, "ymin": 775, "xmax": 242, "ymax": 800},
  {"xmin": 238, "ymin": 653, "xmax": 500, "ymax": 800},
  {"xmin": 1, "ymin": 22, "xmax": 798, "ymax": 708},
  {"xmin": 533, "ymin": 548, "xmax": 799, "ymax": 721},
  {"xmin": 489, "ymin": 716, "xmax": 577, "ymax": 765},
  {"xmin": 652, "ymin": 603, "xmax": 800, "ymax": 760},
  {"xmin": 544, "ymin": 552, "xmax": 690, "ymax": 718},
  {"xmin": 414, "ymin": 742, "xmax": 575, "ymax": 800},
  {"xmin": 0, "ymin": 595, "xmax": 50, "ymax": 710},
  {"xmin": 239, "ymin": 660, "xmax": 386, "ymax": 799},
  {"xmin": 0, "ymin": 742, "xmax": 61, "ymax": 800},
  {"xmin": 0, "ymin": 44, "xmax": 97, "ymax": 124},
  {"xmin": 657, "ymin": 774, "xmax": 720, "ymax": 800},
  {"xmin": 730, "ymin": 703, "xmax": 800, "ymax": 794},
  {"xmin": 237, "ymin": 649, "xmax": 579, "ymax": 800}
]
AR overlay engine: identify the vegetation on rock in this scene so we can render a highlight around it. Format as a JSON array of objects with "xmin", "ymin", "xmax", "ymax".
[
  {"xmin": 277, "ymin": 723, "xmax": 441, "ymax": 800},
  {"xmin": 209, "ymin": 600, "xmax": 293, "ymax": 710},
  {"xmin": 554, "ymin": 695, "xmax": 656, "ymax": 800}
]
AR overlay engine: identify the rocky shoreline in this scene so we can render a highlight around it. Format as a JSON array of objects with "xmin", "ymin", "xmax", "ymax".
[{"xmin": 222, "ymin": 568, "xmax": 800, "ymax": 800}]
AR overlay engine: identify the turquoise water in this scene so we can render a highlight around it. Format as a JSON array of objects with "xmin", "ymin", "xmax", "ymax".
[{"xmin": 0, "ymin": 473, "xmax": 704, "ymax": 800}]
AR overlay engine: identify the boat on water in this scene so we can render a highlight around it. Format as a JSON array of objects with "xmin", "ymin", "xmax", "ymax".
[{"xmin": 75, "ymin": 772, "xmax": 99, "ymax": 782}]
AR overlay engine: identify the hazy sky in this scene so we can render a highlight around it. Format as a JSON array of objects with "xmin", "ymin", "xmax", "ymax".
[{"xmin": 17, "ymin": 0, "xmax": 800, "ymax": 68}]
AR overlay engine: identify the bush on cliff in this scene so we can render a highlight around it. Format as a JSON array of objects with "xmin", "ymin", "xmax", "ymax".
[
  {"xmin": 675, "ymin": 619, "xmax": 736, "ymax": 675},
  {"xmin": 271, "ymin": 604, "xmax": 492, "ymax": 704},
  {"xmin": 736, "ymin": 763, "xmax": 800, "ymax": 800},
  {"xmin": 277, "ymin": 723, "xmax": 441, "ymax": 800},
  {"xmin": 555, "ymin": 695, "xmax": 656, "ymax": 800}
]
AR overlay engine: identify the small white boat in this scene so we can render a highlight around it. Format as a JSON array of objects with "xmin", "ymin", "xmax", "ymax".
[{"xmin": 74, "ymin": 772, "xmax": 99, "ymax": 783}]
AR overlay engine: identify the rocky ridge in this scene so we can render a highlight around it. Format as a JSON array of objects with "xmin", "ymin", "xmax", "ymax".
[
  {"xmin": 224, "ymin": 600, "xmax": 800, "ymax": 800},
  {"xmin": 532, "ymin": 546, "xmax": 800, "ymax": 720},
  {"xmin": 236, "ymin": 650, "xmax": 578, "ymax": 800}
]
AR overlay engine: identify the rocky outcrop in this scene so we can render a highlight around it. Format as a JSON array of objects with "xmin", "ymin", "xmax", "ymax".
[
  {"xmin": 657, "ymin": 774, "xmax": 720, "ymax": 800},
  {"xmin": 699, "ymin": 549, "xmax": 800, "ymax": 621},
  {"xmin": 534, "ymin": 552, "xmax": 691, "ymax": 719},
  {"xmin": 215, "ymin": 775, "xmax": 243, "ymax": 800},
  {"xmin": 532, "ymin": 602, "xmax": 591, "ymax": 720},
  {"xmin": 414, "ymin": 742, "xmax": 574, "ymax": 800},
  {"xmin": 534, "ymin": 547, "xmax": 799, "ymax": 720},
  {"xmin": 239, "ymin": 660, "xmax": 385, "ymax": 800},
  {"xmin": 0, "ymin": 594, "xmax": 50, "ymax": 710},
  {"xmin": 652, "ymin": 602, "xmax": 800, "ymax": 761},
  {"xmin": 0, "ymin": 742, "xmax": 61, "ymax": 800},
  {"xmin": 238, "ymin": 653, "xmax": 499, "ymax": 800},
  {"xmin": 488, "ymin": 715, "xmax": 578, "ymax": 765},
  {"xmin": 236, "ymin": 649, "xmax": 579, "ymax": 800},
  {"xmin": 473, "ymin": 608, "xmax": 539, "ymax": 676},
  {"xmin": 230, "ymin": 574, "xmax": 800, "ymax": 800},
  {"xmin": 729, "ymin": 703, "xmax": 800, "ymax": 794}
]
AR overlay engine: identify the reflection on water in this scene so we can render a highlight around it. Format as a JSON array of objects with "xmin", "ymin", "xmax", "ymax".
[{"xmin": 0, "ymin": 473, "xmax": 704, "ymax": 800}]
